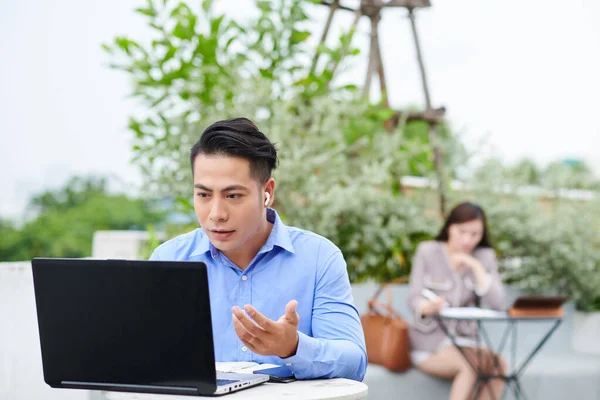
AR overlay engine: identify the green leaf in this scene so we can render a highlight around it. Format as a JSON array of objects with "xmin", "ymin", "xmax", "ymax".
[
  {"xmin": 175, "ymin": 196, "xmax": 194, "ymax": 212},
  {"xmin": 128, "ymin": 118, "xmax": 144, "ymax": 138},
  {"xmin": 161, "ymin": 45, "xmax": 177, "ymax": 65},
  {"xmin": 259, "ymin": 68, "xmax": 274, "ymax": 79},
  {"xmin": 150, "ymin": 93, "xmax": 169, "ymax": 107},
  {"xmin": 293, "ymin": 77, "xmax": 312, "ymax": 87},
  {"xmin": 210, "ymin": 15, "xmax": 225, "ymax": 36},
  {"xmin": 257, "ymin": 1, "xmax": 272, "ymax": 12},
  {"xmin": 227, "ymin": 20, "xmax": 247, "ymax": 34},
  {"xmin": 172, "ymin": 22, "xmax": 190, "ymax": 39},
  {"xmin": 134, "ymin": 7, "xmax": 156, "ymax": 17},
  {"xmin": 322, "ymin": 68, "xmax": 333, "ymax": 81},
  {"xmin": 290, "ymin": 30, "xmax": 311, "ymax": 45},
  {"xmin": 115, "ymin": 37, "xmax": 134, "ymax": 55},
  {"xmin": 374, "ymin": 108, "xmax": 395, "ymax": 121},
  {"xmin": 202, "ymin": 0, "xmax": 213, "ymax": 13},
  {"xmin": 149, "ymin": 22, "xmax": 163, "ymax": 31}
]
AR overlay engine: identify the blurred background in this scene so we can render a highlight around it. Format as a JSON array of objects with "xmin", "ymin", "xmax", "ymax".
[{"xmin": 1, "ymin": 0, "xmax": 599, "ymax": 298}]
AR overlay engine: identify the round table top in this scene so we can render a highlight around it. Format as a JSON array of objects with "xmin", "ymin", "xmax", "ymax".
[{"xmin": 102, "ymin": 378, "xmax": 368, "ymax": 400}]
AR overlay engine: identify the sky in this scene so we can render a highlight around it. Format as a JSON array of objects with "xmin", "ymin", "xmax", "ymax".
[{"xmin": 0, "ymin": 0, "xmax": 599, "ymax": 221}]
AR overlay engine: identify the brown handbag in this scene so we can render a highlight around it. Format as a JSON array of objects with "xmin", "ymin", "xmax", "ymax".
[{"xmin": 360, "ymin": 277, "xmax": 412, "ymax": 372}]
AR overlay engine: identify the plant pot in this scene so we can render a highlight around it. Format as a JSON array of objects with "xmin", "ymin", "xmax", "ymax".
[{"xmin": 572, "ymin": 310, "xmax": 600, "ymax": 355}]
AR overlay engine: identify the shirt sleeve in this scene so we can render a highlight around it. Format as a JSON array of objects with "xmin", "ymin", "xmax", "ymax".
[
  {"xmin": 149, "ymin": 238, "xmax": 175, "ymax": 261},
  {"xmin": 280, "ymin": 250, "xmax": 367, "ymax": 381},
  {"xmin": 407, "ymin": 244, "xmax": 435, "ymax": 327},
  {"xmin": 149, "ymin": 250, "xmax": 161, "ymax": 260}
]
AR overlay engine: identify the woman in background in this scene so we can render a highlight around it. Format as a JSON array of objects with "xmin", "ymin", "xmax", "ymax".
[{"xmin": 407, "ymin": 202, "xmax": 507, "ymax": 400}]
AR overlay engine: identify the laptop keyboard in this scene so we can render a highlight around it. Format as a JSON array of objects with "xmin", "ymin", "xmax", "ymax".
[{"xmin": 217, "ymin": 379, "xmax": 239, "ymax": 386}]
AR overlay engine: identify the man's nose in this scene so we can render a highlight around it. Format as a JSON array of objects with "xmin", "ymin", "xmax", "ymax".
[{"xmin": 209, "ymin": 198, "xmax": 228, "ymax": 222}]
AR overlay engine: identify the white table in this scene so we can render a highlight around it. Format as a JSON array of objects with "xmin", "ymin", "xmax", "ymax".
[{"xmin": 94, "ymin": 378, "xmax": 368, "ymax": 400}]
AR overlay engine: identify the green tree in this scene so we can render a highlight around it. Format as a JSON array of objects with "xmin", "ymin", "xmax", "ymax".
[
  {"xmin": 507, "ymin": 158, "xmax": 541, "ymax": 186},
  {"xmin": 0, "ymin": 176, "xmax": 166, "ymax": 261},
  {"xmin": 103, "ymin": 0, "xmax": 467, "ymax": 281},
  {"xmin": 542, "ymin": 159, "xmax": 597, "ymax": 190}
]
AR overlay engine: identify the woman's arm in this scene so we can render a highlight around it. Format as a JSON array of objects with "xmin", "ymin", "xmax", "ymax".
[
  {"xmin": 407, "ymin": 244, "xmax": 445, "ymax": 318},
  {"xmin": 465, "ymin": 249, "xmax": 505, "ymax": 310}
]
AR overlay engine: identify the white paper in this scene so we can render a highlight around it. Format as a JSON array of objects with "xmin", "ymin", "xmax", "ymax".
[
  {"xmin": 215, "ymin": 362, "xmax": 281, "ymax": 374},
  {"xmin": 440, "ymin": 307, "xmax": 507, "ymax": 320},
  {"xmin": 235, "ymin": 363, "xmax": 281, "ymax": 374},
  {"xmin": 215, "ymin": 362, "xmax": 258, "ymax": 373}
]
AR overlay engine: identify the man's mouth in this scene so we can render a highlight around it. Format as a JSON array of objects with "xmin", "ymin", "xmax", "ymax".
[{"xmin": 210, "ymin": 229, "xmax": 235, "ymax": 240}]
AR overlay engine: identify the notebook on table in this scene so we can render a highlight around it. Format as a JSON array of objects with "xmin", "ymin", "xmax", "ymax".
[{"xmin": 508, "ymin": 295, "xmax": 568, "ymax": 318}]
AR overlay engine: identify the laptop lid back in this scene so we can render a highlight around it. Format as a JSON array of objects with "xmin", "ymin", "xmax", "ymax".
[{"xmin": 31, "ymin": 258, "xmax": 216, "ymax": 395}]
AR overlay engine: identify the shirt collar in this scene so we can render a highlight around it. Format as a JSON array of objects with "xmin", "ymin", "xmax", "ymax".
[{"xmin": 191, "ymin": 208, "xmax": 295, "ymax": 257}]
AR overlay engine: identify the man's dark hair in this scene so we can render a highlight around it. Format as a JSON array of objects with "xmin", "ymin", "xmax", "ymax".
[
  {"xmin": 435, "ymin": 202, "xmax": 492, "ymax": 249},
  {"xmin": 190, "ymin": 118, "xmax": 278, "ymax": 184}
]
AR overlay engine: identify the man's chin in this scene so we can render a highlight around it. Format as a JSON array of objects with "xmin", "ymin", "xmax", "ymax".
[{"xmin": 210, "ymin": 238, "xmax": 238, "ymax": 252}]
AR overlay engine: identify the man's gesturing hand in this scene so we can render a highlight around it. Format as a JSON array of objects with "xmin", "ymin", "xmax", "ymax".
[{"xmin": 232, "ymin": 300, "xmax": 300, "ymax": 358}]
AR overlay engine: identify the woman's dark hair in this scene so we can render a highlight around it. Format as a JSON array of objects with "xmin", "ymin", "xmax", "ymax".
[
  {"xmin": 190, "ymin": 117, "xmax": 278, "ymax": 184},
  {"xmin": 435, "ymin": 202, "xmax": 492, "ymax": 248}
]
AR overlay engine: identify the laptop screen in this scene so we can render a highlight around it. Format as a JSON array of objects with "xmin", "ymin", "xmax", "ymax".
[{"xmin": 32, "ymin": 258, "xmax": 216, "ymax": 393}]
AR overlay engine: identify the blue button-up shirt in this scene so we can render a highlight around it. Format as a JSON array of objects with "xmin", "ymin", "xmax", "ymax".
[{"xmin": 149, "ymin": 208, "xmax": 367, "ymax": 381}]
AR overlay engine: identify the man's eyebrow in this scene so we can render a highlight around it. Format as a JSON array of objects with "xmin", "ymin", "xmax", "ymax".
[
  {"xmin": 193, "ymin": 184, "xmax": 249, "ymax": 192},
  {"xmin": 194, "ymin": 184, "xmax": 212, "ymax": 192}
]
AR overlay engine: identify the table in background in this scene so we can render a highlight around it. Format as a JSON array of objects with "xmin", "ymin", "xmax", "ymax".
[{"xmin": 435, "ymin": 308, "xmax": 563, "ymax": 400}]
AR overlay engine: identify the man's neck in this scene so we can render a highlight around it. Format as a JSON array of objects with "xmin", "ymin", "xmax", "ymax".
[{"xmin": 223, "ymin": 221, "xmax": 274, "ymax": 270}]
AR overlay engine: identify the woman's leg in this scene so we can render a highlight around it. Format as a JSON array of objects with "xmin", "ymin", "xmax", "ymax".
[
  {"xmin": 417, "ymin": 346, "xmax": 507, "ymax": 400},
  {"xmin": 463, "ymin": 348, "xmax": 507, "ymax": 400}
]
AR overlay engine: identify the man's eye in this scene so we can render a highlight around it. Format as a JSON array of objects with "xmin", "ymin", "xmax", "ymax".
[
  {"xmin": 228, "ymin": 194, "xmax": 242, "ymax": 199},
  {"xmin": 196, "ymin": 193, "xmax": 209, "ymax": 198}
]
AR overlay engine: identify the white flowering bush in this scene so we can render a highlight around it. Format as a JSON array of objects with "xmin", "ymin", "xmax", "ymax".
[{"xmin": 468, "ymin": 171, "xmax": 600, "ymax": 311}]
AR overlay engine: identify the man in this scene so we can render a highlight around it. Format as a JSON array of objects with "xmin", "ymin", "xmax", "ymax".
[{"xmin": 150, "ymin": 118, "xmax": 367, "ymax": 381}]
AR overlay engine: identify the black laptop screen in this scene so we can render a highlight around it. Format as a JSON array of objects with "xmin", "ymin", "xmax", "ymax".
[{"xmin": 32, "ymin": 258, "xmax": 216, "ymax": 392}]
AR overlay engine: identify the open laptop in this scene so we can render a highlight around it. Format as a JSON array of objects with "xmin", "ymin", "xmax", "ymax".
[{"xmin": 31, "ymin": 258, "xmax": 269, "ymax": 396}]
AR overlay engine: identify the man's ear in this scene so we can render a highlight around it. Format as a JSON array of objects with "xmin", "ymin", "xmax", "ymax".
[{"xmin": 263, "ymin": 178, "xmax": 275, "ymax": 207}]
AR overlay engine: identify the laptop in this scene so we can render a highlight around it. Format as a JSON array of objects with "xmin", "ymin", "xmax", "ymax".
[{"xmin": 31, "ymin": 258, "xmax": 269, "ymax": 396}]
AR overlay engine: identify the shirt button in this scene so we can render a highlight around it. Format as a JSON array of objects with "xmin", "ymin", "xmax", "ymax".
[
  {"xmin": 285, "ymin": 363, "xmax": 292, "ymax": 366},
  {"xmin": 241, "ymin": 275, "xmax": 248, "ymax": 281},
  {"xmin": 241, "ymin": 346, "xmax": 248, "ymax": 352}
]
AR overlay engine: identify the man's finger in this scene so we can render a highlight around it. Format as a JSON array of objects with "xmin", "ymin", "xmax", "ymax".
[
  {"xmin": 232, "ymin": 306, "xmax": 268, "ymax": 337},
  {"xmin": 244, "ymin": 304, "xmax": 275, "ymax": 331},
  {"xmin": 284, "ymin": 300, "xmax": 299, "ymax": 324},
  {"xmin": 239, "ymin": 337, "xmax": 262, "ymax": 355},
  {"xmin": 232, "ymin": 312, "xmax": 255, "ymax": 344}
]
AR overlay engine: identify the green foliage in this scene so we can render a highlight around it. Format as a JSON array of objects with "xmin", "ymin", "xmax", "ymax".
[
  {"xmin": 29, "ymin": 176, "xmax": 109, "ymax": 214},
  {"xmin": 475, "ymin": 157, "xmax": 599, "ymax": 191},
  {"xmin": 103, "ymin": 0, "xmax": 467, "ymax": 282},
  {"xmin": 0, "ymin": 176, "xmax": 166, "ymax": 261},
  {"xmin": 262, "ymin": 98, "xmax": 439, "ymax": 282},
  {"xmin": 104, "ymin": 0, "xmax": 458, "ymax": 195},
  {"xmin": 468, "ymin": 169, "xmax": 600, "ymax": 311}
]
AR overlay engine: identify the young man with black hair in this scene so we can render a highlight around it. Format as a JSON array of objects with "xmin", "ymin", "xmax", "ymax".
[{"xmin": 150, "ymin": 118, "xmax": 367, "ymax": 381}]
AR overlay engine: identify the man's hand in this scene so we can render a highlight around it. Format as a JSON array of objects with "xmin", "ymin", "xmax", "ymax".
[{"xmin": 232, "ymin": 300, "xmax": 300, "ymax": 359}]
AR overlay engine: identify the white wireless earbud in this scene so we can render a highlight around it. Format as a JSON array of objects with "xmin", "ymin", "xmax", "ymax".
[{"xmin": 264, "ymin": 192, "xmax": 270, "ymax": 206}]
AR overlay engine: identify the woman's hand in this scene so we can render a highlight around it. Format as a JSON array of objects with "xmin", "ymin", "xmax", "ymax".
[
  {"xmin": 449, "ymin": 252, "xmax": 478, "ymax": 271},
  {"xmin": 449, "ymin": 252, "xmax": 490, "ymax": 293},
  {"xmin": 420, "ymin": 297, "xmax": 446, "ymax": 317}
]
